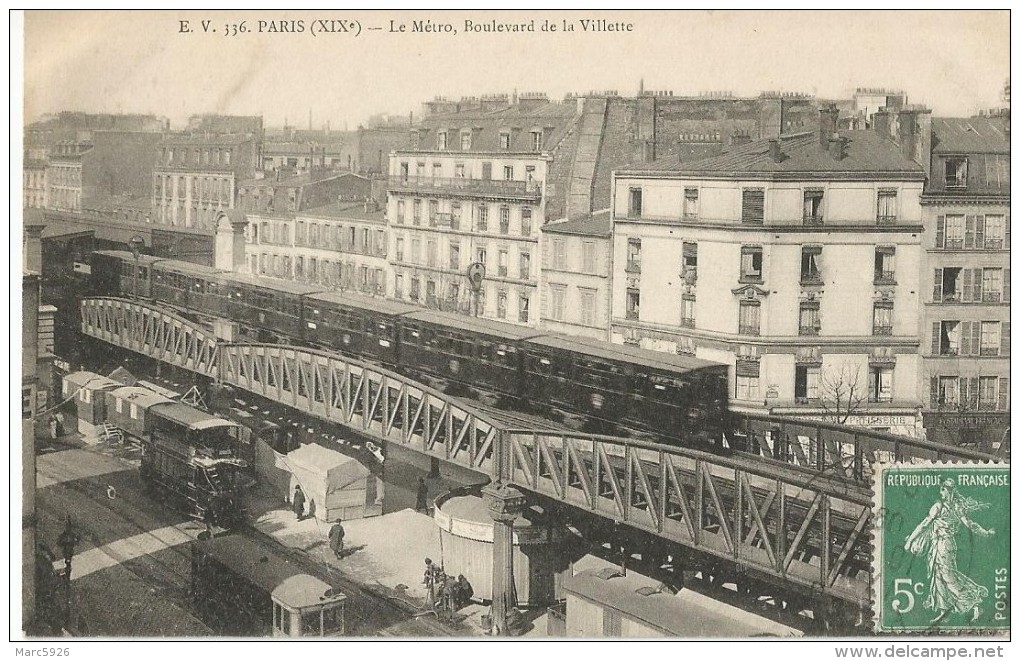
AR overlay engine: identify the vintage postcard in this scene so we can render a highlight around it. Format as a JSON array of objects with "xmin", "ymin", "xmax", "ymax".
[{"xmin": 13, "ymin": 8, "xmax": 1010, "ymax": 648}]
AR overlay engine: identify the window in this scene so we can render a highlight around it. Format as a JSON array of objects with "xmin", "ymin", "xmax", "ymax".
[
  {"xmin": 478, "ymin": 204, "xmax": 489, "ymax": 231},
  {"xmin": 580, "ymin": 289, "xmax": 596, "ymax": 326},
  {"xmin": 742, "ymin": 189, "xmax": 765, "ymax": 224},
  {"xmin": 499, "ymin": 207, "xmax": 510, "ymax": 234},
  {"xmin": 359, "ymin": 266, "xmax": 370, "ymax": 291},
  {"xmin": 682, "ymin": 242, "xmax": 697, "ymax": 281},
  {"xmin": 681, "ymin": 294, "xmax": 696, "ymax": 328},
  {"xmin": 935, "ymin": 267, "xmax": 962, "ymax": 302},
  {"xmin": 449, "ymin": 243, "xmax": 460, "ymax": 270},
  {"xmin": 223, "ymin": 150, "xmax": 231, "ymax": 166},
  {"xmin": 735, "ymin": 361, "xmax": 760, "ymax": 401},
  {"xmin": 431, "ymin": 163, "xmax": 442, "ymax": 182},
  {"xmin": 428, "ymin": 200, "xmax": 439, "ymax": 226},
  {"xmin": 938, "ymin": 321, "xmax": 961, "ymax": 355},
  {"xmin": 800, "ymin": 246, "xmax": 822, "ymax": 284},
  {"xmin": 498, "ymin": 249, "xmax": 508, "ymax": 277},
  {"xmin": 499, "ymin": 132, "xmax": 511, "ymax": 150},
  {"xmin": 521, "ymin": 208, "xmax": 532, "ymax": 237},
  {"xmin": 874, "ymin": 246, "xmax": 896, "ymax": 284},
  {"xmin": 496, "ymin": 291, "xmax": 507, "ymax": 318},
  {"xmin": 437, "ymin": 131, "xmax": 448, "ymax": 150},
  {"xmin": 130, "ymin": 403, "xmax": 138, "ymax": 419},
  {"xmin": 873, "ymin": 301, "xmax": 893, "ymax": 335},
  {"xmin": 979, "ymin": 377, "xmax": 999, "ymax": 410},
  {"xmin": 943, "ymin": 215, "xmax": 965, "ymax": 249},
  {"xmin": 454, "ymin": 164, "xmax": 465, "ymax": 180},
  {"xmin": 448, "ymin": 282, "xmax": 460, "ymax": 303},
  {"xmin": 803, "ymin": 189, "xmax": 824, "ymax": 225},
  {"xmin": 503, "ymin": 165, "xmax": 514, "ymax": 181},
  {"xmin": 525, "ymin": 165, "xmax": 536, "ymax": 183},
  {"xmin": 399, "ymin": 162, "xmax": 409, "ymax": 183},
  {"xmin": 411, "ymin": 238, "xmax": 421, "ymax": 264},
  {"xmin": 481, "ymin": 162, "xmax": 492, "ymax": 180},
  {"xmin": 626, "ymin": 288, "xmax": 640, "ymax": 320},
  {"xmin": 982, "ymin": 268, "xmax": 1003, "ymax": 302},
  {"xmin": 426, "ymin": 279, "xmax": 437, "ymax": 305},
  {"xmin": 945, "ymin": 157, "xmax": 968, "ymax": 188},
  {"xmin": 869, "ymin": 366, "xmax": 894, "ymax": 403},
  {"xmin": 739, "ymin": 300, "xmax": 760, "ymax": 335},
  {"xmin": 554, "ymin": 239, "xmax": 567, "ymax": 270},
  {"xmin": 396, "ymin": 200, "xmax": 405, "ymax": 224},
  {"xmin": 451, "ymin": 202, "xmax": 462, "ymax": 229},
  {"xmin": 394, "ymin": 274, "xmax": 404, "ymax": 299},
  {"xmin": 582, "ymin": 241, "xmax": 596, "ymax": 273},
  {"xmin": 937, "ymin": 376, "xmax": 960, "ymax": 407},
  {"xmin": 795, "ymin": 365, "xmax": 821, "ymax": 403},
  {"xmin": 683, "ymin": 188, "xmax": 699, "ymax": 220},
  {"xmin": 628, "ymin": 188, "xmax": 642, "ymax": 217},
  {"xmin": 476, "ymin": 246, "xmax": 487, "ymax": 265},
  {"xmin": 531, "ymin": 131, "xmax": 543, "ymax": 151},
  {"xmin": 985, "ymin": 214, "xmax": 1005, "ymax": 249},
  {"xmin": 740, "ymin": 246, "xmax": 763, "ymax": 283},
  {"xmin": 626, "ymin": 238, "xmax": 641, "ymax": 273},
  {"xmin": 877, "ymin": 190, "xmax": 897, "ymax": 223},
  {"xmin": 460, "ymin": 131, "xmax": 472, "ymax": 151},
  {"xmin": 413, "ymin": 199, "xmax": 422, "ymax": 225},
  {"xmin": 426, "ymin": 240, "xmax": 437, "ymax": 267},
  {"xmin": 551, "ymin": 286, "xmax": 565, "ymax": 321},
  {"xmin": 410, "ymin": 276, "xmax": 420, "ymax": 300},
  {"xmin": 416, "ymin": 161, "xmax": 425, "ymax": 178},
  {"xmin": 519, "ymin": 252, "xmax": 531, "ymax": 279},
  {"xmin": 799, "ymin": 301, "xmax": 820, "ymax": 335},
  {"xmin": 981, "ymin": 321, "xmax": 1001, "ymax": 355}
]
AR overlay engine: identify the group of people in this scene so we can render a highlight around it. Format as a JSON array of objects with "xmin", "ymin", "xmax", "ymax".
[{"xmin": 423, "ymin": 558, "xmax": 473, "ymax": 620}]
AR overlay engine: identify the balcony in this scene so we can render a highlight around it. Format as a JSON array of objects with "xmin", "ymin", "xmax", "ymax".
[
  {"xmin": 874, "ymin": 271, "xmax": 896, "ymax": 285},
  {"xmin": 681, "ymin": 317, "xmax": 695, "ymax": 329},
  {"xmin": 800, "ymin": 274, "xmax": 823, "ymax": 286},
  {"xmin": 802, "ymin": 215, "xmax": 824, "ymax": 227},
  {"xmin": 388, "ymin": 175, "xmax": 542, "ymax": 201},
  {"xmin": 876, "ymin": 215, "xmax": 898, "ymax": 225},
  {"xmin": 625, "ymin": 261, "xmax": 641, "ymax": 275},
  {"xmin": 799, "ymin": 326, "xmax": 820, "ymax": 336},
  {"xmin": 873, "ymin": 325, "xmax": 893, "ymax": 336},
  {"xmin": 983, "ymin": 292, "xmax": 1003, "ymax": 303},
  {"xmin": 944, "ymin": 176, "xmax": 967, "ymax": 189},
  {"xmin": 738, "ymin": 325, "xmax": 760, "ymax": 336}
]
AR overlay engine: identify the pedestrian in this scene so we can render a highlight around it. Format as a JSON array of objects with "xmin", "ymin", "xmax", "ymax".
[
  {"xmin": 49, "ymin": 417, "xmax": 59, "ymax": 440},
  {"xmin": 54, "ymin": 412, "xmax": 65, "ymax": 436},
  {"xmin": 292, "ymin": 484, "xmax": 305, "ymax": 520},
  {"xmin": 328, "ymin": 520, "xmax": 345, "ymax": 558},
  {"xmin": 415, "ymin": 477, "xmax": 429, "ymax": 513},
  {"xmin": 422, "ymin": 557, "xmax": 439, "ymax": 610},
  {"xmin": 454, "ymin": 574, "xmax": 474, "ymax": 610}
]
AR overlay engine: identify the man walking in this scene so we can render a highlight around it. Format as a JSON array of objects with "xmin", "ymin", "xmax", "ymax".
[
  {"xmin": 415, "ymin": 477, "xmax": 429, "ymax": 513},
  {"xmin": 292, "ymin": 484, "xmax": 306, "ymax": 520},
  {"xmin": 328, "ymin": 520, "xmax": 345, "ymax": 559}
]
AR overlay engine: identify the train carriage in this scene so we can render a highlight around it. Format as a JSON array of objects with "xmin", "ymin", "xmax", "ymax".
[
  {"xmin": 400, "ymin": 310, "xmax": 545, "ymax": 397},
  {"xmin": 152, "ymin": 260, "xmax": 225, "ymax": 313},
  {"xmin": 91, "ymin": 250, "xmax": 162, "ymax": 299},
  {"xmin": 221, "ymin": 273, "xmax": 323, "ymax": 342},
  {"xmin": 103, "ymin": 386, "xmax": 173, "ymax": 440},
  {"xmin": 191, "ymin": 534, "xmax": 347, "ymax": 637},
  {"xmin": 303, "ymin": 291, "xmax": 418, "ymax": 364},
  {"xmin": 523, "ymin": 335, "xmax": 731, "ymax": 443}
]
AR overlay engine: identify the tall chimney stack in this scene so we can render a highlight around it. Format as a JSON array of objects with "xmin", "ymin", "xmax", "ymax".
[
  {"xmin": 819, "ymin": 104, "xmax": 839, "ymax": 147},
  {"xmin": 768, "ymin": 139, "xmax": 783, "ymax": 163},
  {"xmin": 873, "ymin": 109, "xmax": 891, "ymax": 139}
]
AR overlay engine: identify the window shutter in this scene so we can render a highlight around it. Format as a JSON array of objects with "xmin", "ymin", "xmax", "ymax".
[
  {"xmin": 969, "ymin": 377, "xmax": 980, "ymax": 409},
  {"xmin": 964, "ymin": 215, "xmax": 975, "ymax": 248},
  {"xmin": 1002, "ymin": 322, "xmax": 1010, "ymax": 356},
  {"xmin": 930, "ymin": 376, "xmax": 939, "ymax": 409},
  {"xmin": 960, "ymin": 321, "xmax": 972, "ymax": 356},
  {"xmin": 932, "ymin": 268, "xmax": 943, "ymax": 302},
  {"xmin": 931, "ymin": 322, "xmax": 941, "ymax": 355},
  {"xmin": 998, "ymin": 377, "xmax": 1009, "ymax": 411},
  {"xmin": 972, "ymin": 322, "xmax": 982, "ymax": 357},
  {"xmin": 936, "ymin": 215, "xmax": 945, "ymax": 248},
  {"xmin": 960, "ymin": 378, "xmax": 969, "ymax": 407},
  {"xmin": 962, "ymin": 269, "xmax": 973, "ymax": 302},
  {"xmin": 1004, "ymin": 268, "xmax": 1010, "ymax": 302},
  {"xmin": 1004, "ymin": 216, "xmax": 1010, "ymax": 249},
  {"xmin": 975, "ymin": 215, "xmax": 985, "ymax": 248},
  {"xmin": 972, "ymin": 268, "xmax": 983, "ymax": 302},
  {"xmin": 735, "ymin": 360, "xmax": 760, "ymax": 378}
]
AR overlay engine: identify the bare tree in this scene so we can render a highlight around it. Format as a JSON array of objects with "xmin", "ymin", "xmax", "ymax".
[{"xmin": 819, "ymin": 361, "xmax": 868, "ymax": 425}]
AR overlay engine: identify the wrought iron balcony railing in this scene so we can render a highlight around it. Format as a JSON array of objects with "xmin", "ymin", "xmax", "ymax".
[{"xmin": 388, "ymin": 176, "xmax": 542, "ymax": 200}]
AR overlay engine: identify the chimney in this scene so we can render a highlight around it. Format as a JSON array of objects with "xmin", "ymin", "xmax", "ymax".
[
  {"xmin": 768, "ymin": 139, "xmax": 783, "ymax": 163},
  {"xmin": 732, "ymin": 131, "xmax": 752, "ymax": 146},
  {"xmin": 873, "ymin": 109, "xmax": 891, "ymax": 138},
  {"xmin": 828, "ymin": 133, "xmax": 846, "ymax": 160},
  {"xmin": 819, "ymin": 104, "xmax": 839, "ymax": 147},
  {"xmin": 896, "ymin": 106, "xmax": 932, "ymax": 174}
]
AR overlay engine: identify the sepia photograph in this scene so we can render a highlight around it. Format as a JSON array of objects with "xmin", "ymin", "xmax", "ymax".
[{"xmin": 11, "ymin": 8, "xmax": 1011, "ymax": 650}]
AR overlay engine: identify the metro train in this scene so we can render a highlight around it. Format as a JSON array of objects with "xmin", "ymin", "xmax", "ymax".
[{"xmin": 89, "ymin": 250, "xmax": 733, "ymax": 449}]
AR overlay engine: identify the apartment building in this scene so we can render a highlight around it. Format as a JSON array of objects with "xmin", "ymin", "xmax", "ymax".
[{"xmin": 540, "ymin": 211, "xmax": 613, "ymax": 340}]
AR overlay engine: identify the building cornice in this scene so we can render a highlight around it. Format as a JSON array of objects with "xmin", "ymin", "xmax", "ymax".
[
  {"xmin": 920, "ymin": 195, "xmax": 1010, "ymax": 206},
  {"xmin": 613, "ymin": 170, "xmax": 925, "ymax": 182},
  {"xmin": 614, "ymin": 216, "xmax": 923, "ymax": 234}
]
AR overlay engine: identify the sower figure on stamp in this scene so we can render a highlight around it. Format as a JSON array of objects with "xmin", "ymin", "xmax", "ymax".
[{"xmin": 904, "ymin": 479, "xmax": 996, "ymax": 624}]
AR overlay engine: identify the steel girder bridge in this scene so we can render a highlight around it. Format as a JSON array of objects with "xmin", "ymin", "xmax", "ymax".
[{"xmin": 80, "ymin": 297, "xmax": 996, "ymax": 630}]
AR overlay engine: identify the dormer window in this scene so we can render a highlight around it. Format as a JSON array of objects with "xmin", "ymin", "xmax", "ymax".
[
  {"xmin": 530, "ymin": 130, "xmax": 543, "ymax": 151},
  {"xmin": 945, "ymin": 157, "xmax": 968, "ymax": 188},
  {"xmin": 437, "ymin": 131, "xmax": 448, "ymax": 151},
  {"xmin": 499, "ymin": 131, "xmax": 511, "ymax": 151},
  {"xmin": 460, "ymin": 131, "xmax": 472, "ymax": 151}
]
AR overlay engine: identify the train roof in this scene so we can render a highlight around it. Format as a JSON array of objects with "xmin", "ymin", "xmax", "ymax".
[
  {"xmin": 152, "ymin": 259, "xmax": 223, "ymax": 277},
  {"xmin": 403, "ymin": 309, "xmax": 546, "ymax": 341},
  {"xmin": 93, "ymin": 250, "xmax": 163, "ymax": 266},
  {"xmin": 272, "ymin": 574, "xmax": 345, "ymax": 610},
  {"xmin": 149, "ymin": 402, "xmax": 237, "ymax": 430},
  {"xmin": 526, "ymin": 334, "xmax": 724, "ymax": 373},
  {"xmin": 63, "ymin": 371, "xmax": 122, "ymax": 391},
  {"xmin": 220, "ymin": 272, "xmax": 327, "ymax": 296},
  {"xmin": 107, "ymin": 386, "xmax": 173, "ymax": 408},
  {"xmin": 305, "ymin": 290, "xmax": 421, "ymax": 317}
]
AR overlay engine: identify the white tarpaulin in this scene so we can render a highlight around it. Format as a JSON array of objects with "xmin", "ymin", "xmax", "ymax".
[{"xmin": 285, "ymin": 443, "xmax": 383, "ymax": 522}]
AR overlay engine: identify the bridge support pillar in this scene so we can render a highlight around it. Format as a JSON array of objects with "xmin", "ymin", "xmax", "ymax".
[{"xmin": 482, "ymin": 482, "xmax": 526, "ymax": 636}]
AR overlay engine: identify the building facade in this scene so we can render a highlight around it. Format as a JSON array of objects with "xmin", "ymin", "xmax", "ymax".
[
  {"xmin": 540, "ymin": 211, "xmax": 613, "ymax": 340},
  {"xmin": 45, "ymin": 141, "xmax": 90, "ymax": 212},
  {"xmin": 24, "ymin": 145, "xmax": 47, "ymax": 208},
  {"xmin": 919, "ymin": 113, "xmax": 1010, "ymax": 448},
  {"xmin": 611, "ymin": 108, "xmax": 929, "ymax": 434}
]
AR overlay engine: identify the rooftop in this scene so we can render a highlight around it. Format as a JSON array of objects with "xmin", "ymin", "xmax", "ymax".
[
  {"xmin": 160, "ymin": 133, "xmax": 255, "ymax": 146},
  {"xmin": 620, "ymin": 130, "xmax": 925, "ymax": 178},
  {"xmin": 932, "ymin": 117, "xmax": 1009, "ymax": 154},
  {"xmin": 299, "ymin": 201, "xmax": 386, "ymax": 222},
  {"xmin": 542, "ymin": 209, "xmax": 611, "ymax": 237},
  {"xmin": 240, "ymin": 171, "xmax": 366, "ymax": 188}
]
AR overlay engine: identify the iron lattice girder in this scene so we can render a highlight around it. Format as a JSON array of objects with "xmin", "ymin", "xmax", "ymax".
[{"xmin": 503, "ymin": 431, "xmax": 874, "ymax": 607}]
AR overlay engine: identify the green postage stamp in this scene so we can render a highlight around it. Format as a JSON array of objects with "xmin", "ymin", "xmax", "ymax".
[{"xmin": 873, "ymin": 463, "xmax": 1010, "ymax": 633}]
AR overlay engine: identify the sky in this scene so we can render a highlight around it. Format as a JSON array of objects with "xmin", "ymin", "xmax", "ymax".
[{"xmin": 22, "ymin": 10, "xmax": 1010, "ymax": 130}]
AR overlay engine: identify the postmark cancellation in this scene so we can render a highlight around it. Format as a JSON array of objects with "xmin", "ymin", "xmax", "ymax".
[{"xmin": 872, "ymin": 462, "xmax": 1009, "ymax": 634}]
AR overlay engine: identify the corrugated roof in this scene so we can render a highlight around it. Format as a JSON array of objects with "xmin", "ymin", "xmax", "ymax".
[
  {"xmin": 403, "ymin": 309, "xmax": 546, "ymax": 341},
  {"xmin": 222, "ymin": 272, "xmax": 326, "ymax": 296},
  {"xmin": 621, "ymin": 130, "xmax": 925, "ymax": 177},
  {"xmin": 306, "ymin": 290, "xmax": 420, "ymax": 316},
  {"xmin": 528, "ymin": 334, "xmax": 722, "ymax": 373},
  {"xmin": 155, "ymin": 260, "xmax": 222, "ymax": 277},
  {"xmin": 542, "ymin": 210, "xmax": 611, "ymax": 237},
  {"xmin": 932, "ymin": 117, "xmax": 1009, "ymax": 154}
]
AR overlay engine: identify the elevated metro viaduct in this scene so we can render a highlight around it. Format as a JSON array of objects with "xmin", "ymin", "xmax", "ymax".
[{"xmin": 80, "ymin": 296, "xmax": 996, "ymax": 633}]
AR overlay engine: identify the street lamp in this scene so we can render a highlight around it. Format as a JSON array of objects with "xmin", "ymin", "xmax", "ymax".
[
  {"xmin": 57, "ymin": 516, "xmax": 81, "ymax": 629},
  {"xmin": 129, "ymin": 235, "xmax": 145, "ymax": 299}
]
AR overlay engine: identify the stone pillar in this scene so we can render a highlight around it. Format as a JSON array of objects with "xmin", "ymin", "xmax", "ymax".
[
  {"xmin": 483, "ymin": 482, "xmax": 526, "ymax": 636},
  {"xmin": 214, "ymin": 210, "xmax": 248, "ymax": 273}
]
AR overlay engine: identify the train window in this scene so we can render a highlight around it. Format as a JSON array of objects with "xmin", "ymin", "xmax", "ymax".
[
  {"xmin": 301, "ymin": 609, "xmax": 321, "ymax": 636},
  {"xmin": 478, "ymin": 341, "xmax": 492, "ymax": 362},
  {"xmin": 404, "ymin": 326, "xmax": 420, "ymax": 344},
  {"xmin": 321, "ymin": 605, "xmax": 342, "ymax": 634},
  {"xmin": 273, "ymin": 603, "xmax": 283, "ymax": 631}
]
